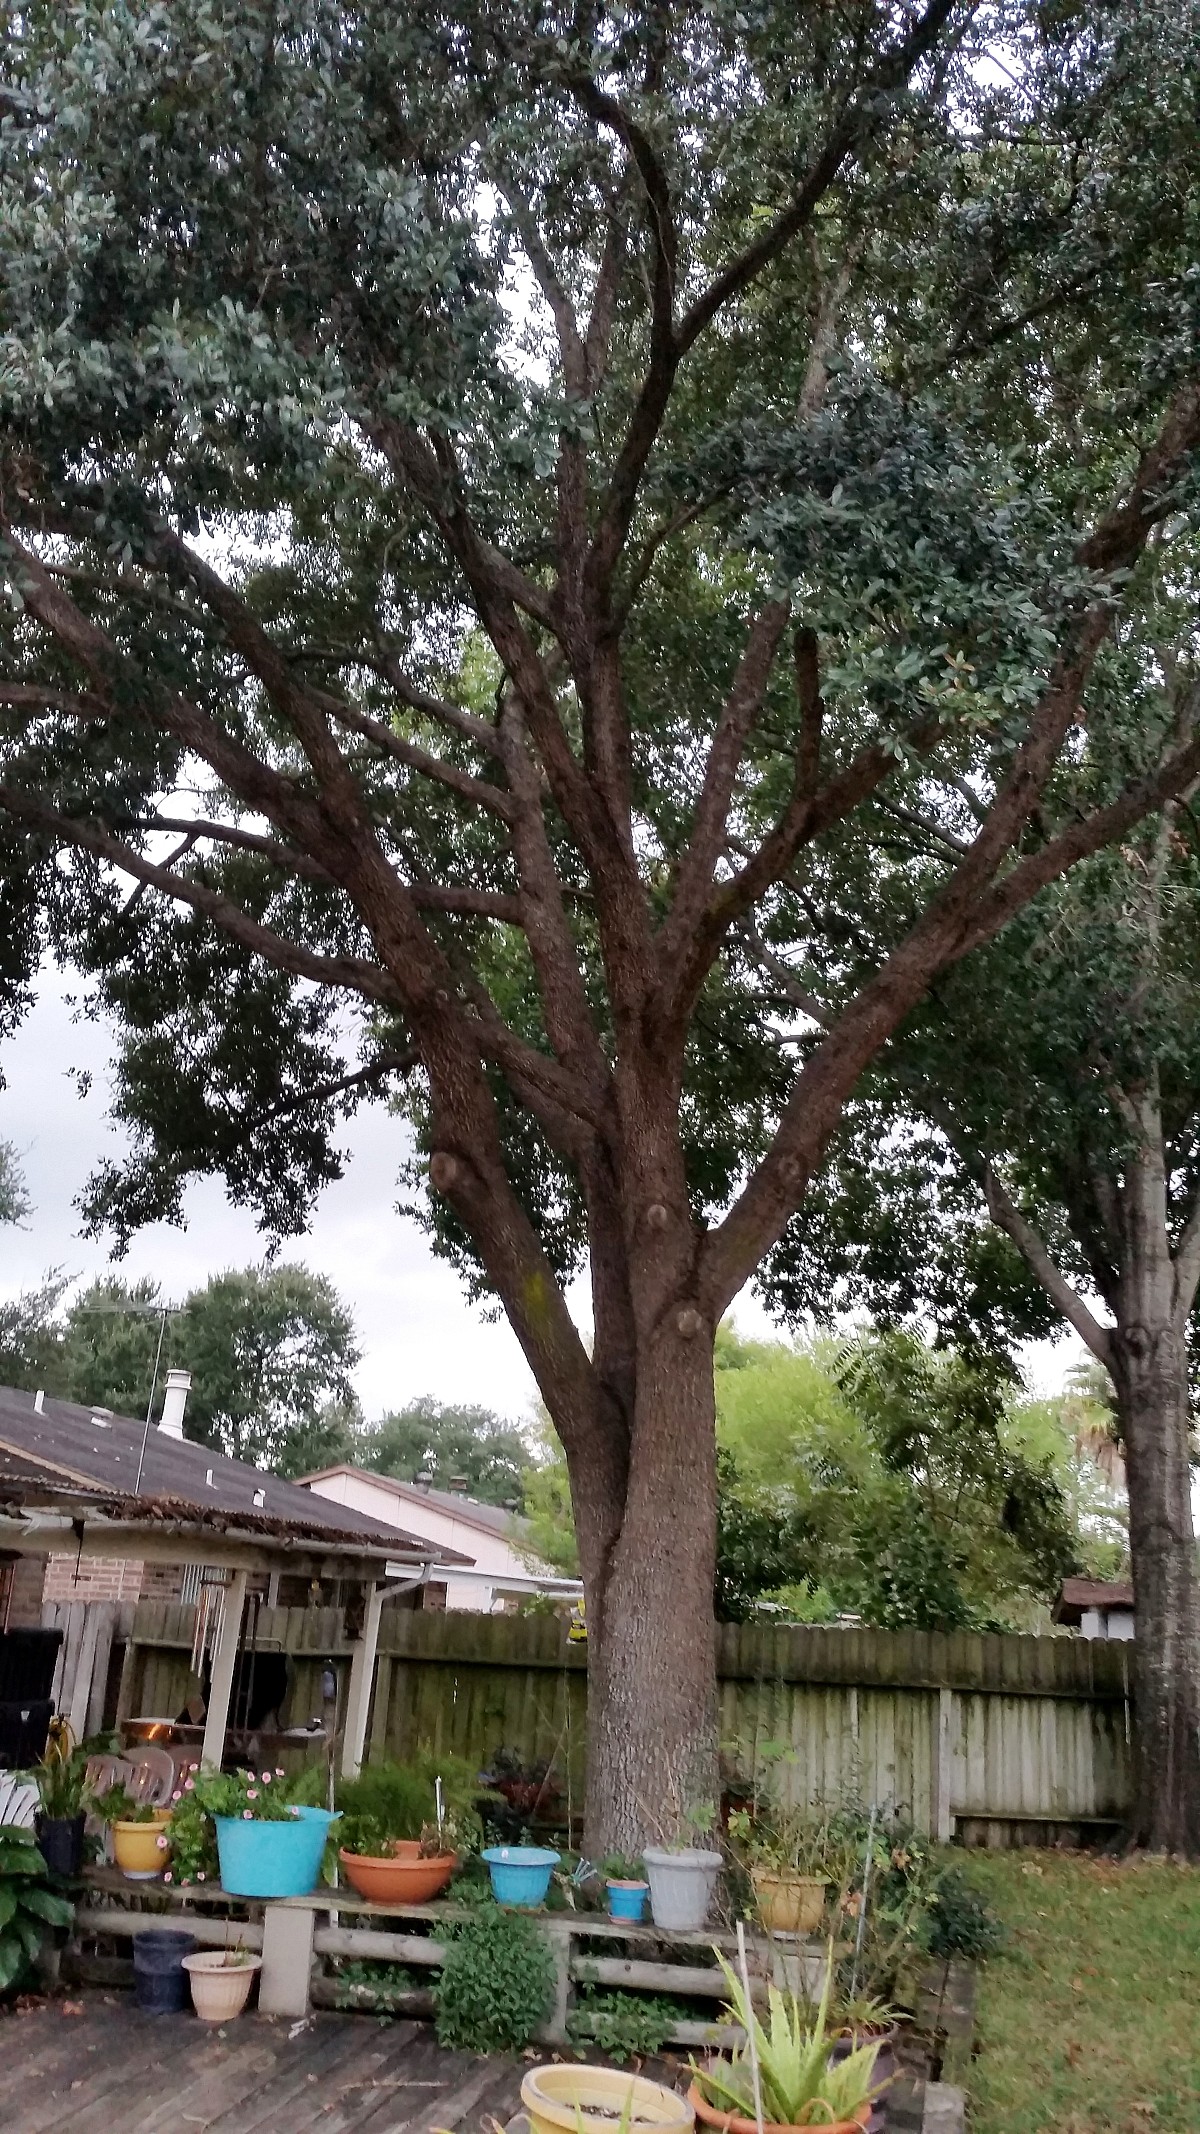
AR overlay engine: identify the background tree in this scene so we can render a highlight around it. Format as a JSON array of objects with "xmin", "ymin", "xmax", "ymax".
[
  {"xmin": 0, "ymin": 1142, "xmax": 28, "ymax": 1227},
  {"xmin": 524, "ymin": 1330, "xmax": 1100, "ymax": 1627},
  {"xmin": 16, "ymin": 1263, "xmax": 361, "ymax": 1474},
  {"xmin": 360, "ymin": 1396, "xmax": 533, "ymax": 1506},
  {"xmin": 3, "ymin": 1, "xmax": 1200, "ymax": 1846},
  {"xmin": 715, "ymin": 1330, "xmax": 1085, "ymax": 1628},
  {"xmin": 763, "ymin": 697, "xmax": 1200, "ymax": 1845}
]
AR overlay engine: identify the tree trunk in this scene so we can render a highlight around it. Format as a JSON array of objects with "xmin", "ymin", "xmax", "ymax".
[
  {"xmin": 1111, "ymin": 1322, "xmax": 1200, "ymax": 1853},
  {"xmin": 581, "ymin": 1319, "xmax": 719, "ymax": 1855}
]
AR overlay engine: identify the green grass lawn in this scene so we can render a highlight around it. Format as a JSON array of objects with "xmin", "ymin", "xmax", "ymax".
[{"xmin": 964, "ymin": 1850, "xmax": 1200, "ymax": 2133}]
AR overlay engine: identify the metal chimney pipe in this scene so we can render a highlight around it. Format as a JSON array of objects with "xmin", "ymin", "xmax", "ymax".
[{"xmin": 158, "ymin": 1367, "xmax": 192, "ymax": 1439}]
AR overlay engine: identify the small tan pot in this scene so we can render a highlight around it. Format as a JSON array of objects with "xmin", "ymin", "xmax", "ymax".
[
  {"xmin": 522, "ymin": 2066, "xmax": 694, "ymax": 2134},
  {"xmin": 750, "ymin": 1868, "xmax": 829, "ymax": 1935},
  {"xmin": 689, "ymin": 2081, "xmax": 868, "ymax": 2134},
  {"xmin": 113, "ymin": 1815, "xmax": 172, "ymax": 1880},
  {"xmin": 182, "ymin": 1950, "xmax": 262, "ymax": 2022}
]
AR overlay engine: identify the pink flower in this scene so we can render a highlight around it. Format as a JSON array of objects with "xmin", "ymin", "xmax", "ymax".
[
  {"xmin": 163, "ymin": 1872, "xmax": 173, "ymax": 1884},
  {"xmin": 261, "ymin": 1771, "xmax": 272, "ymax": 1783},
  {"xmin": 197, "ymin": 1872, "xmax": 206, "ymax": 1883},
  {"xmin": 171, "ymin": 1789, "xmax": 182, "ymax": 1802},
  {"xmin": 275, "ymin": 1767, "xmax": 285, "ymax": 1778},
  {"xmin": 242, "ymin": 1809, "xmax": 253, "ymax": 1820},
  {"xmin": 156, "ymin": 1834, "xmax": 168, "ymax": 1850},
  {"xmin": 246, "ymin": 1787, "xmax": 258, "ymax": 1800},
  {"xmin": 184, "ymin": 1777, "xmax": 195, "ymax": 1792}
]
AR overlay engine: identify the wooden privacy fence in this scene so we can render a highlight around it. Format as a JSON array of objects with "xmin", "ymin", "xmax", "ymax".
[{"xmin": 52, "ymin": 1600, "xmax": 1137, "ymax": 1841}]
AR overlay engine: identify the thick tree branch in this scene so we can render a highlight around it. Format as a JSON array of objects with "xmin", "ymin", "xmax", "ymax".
[
  {"xmin": 657, "ymin": 601, "xmax": 790, "ymax": 973},
  {"xmin": 0, "ymin": 785, "xmax": 402, "ymax": 1006},
  {"xmin": 981, "ymin": 1163, "xmax": 1114, "ymax": 1366},
  {"xmin": 325, "ymin": 695, "xmax": 516, "ymax": 822}
]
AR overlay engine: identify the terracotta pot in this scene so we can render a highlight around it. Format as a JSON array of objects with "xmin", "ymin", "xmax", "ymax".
[
  {"xmin": 182, "ymin": 1951, "xmax": 261, "ymax": 2022},
  {"xmin": 751, "ymin": 1868, "xmax": 829, "ymax": 1936},
  {"xmin": 689, "ymin": 2081, "xmax": 869, "ymax": 2134},
  {"xmin": 524, "ymin": 2065, "xmax": 694, "ymax": 2134},
  {"xmin": 338, "ymin": 1841, "xmax": 457, "ymax": 1904},
  {"xmin": 113, "ymin": 1816, "xmax": 172, "ymax": 1879}
]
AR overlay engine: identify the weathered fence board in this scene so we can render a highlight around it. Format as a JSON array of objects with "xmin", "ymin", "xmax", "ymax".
[{"xmin": 78, "ymin": 1602, "xmax": 1135, "ymax": 1838}]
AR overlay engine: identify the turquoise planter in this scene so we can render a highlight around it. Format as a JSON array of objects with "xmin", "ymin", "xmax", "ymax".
[
  {"xmin": 214, "ymin": 1806, "xmax": 338, "ymax": 1897},
  {"xmin": 481, "ymin": 1844, "xmax": 559, "ymax": 1907},
  {"xmin": 606, "ymin": 1879, "xmax": 649, "ymax": 1923}
]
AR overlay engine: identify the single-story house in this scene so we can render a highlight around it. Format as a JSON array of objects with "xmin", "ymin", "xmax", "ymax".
[
  {"xmin": 1052, "ymin": 1576, "xmax": 1135, "ymax": 1639},
  {"xmin": 298, "ymin": 1464, "xmax": 579, "ymax": 1612}
]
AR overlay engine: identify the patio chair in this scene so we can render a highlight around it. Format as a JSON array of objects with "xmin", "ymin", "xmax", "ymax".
[{"xmin": 126, "ymin": 1746, "xmax": 176, "ymax": 1807}]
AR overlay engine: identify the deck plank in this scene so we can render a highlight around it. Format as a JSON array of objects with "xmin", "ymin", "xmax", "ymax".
[
  {"xmin": 205, "ymin": 2016, "xmax": 420, "ymax": 2134},
  {"xmin": 0, "ymin": 1992, "xmax": 687, "ymax": 2134}
]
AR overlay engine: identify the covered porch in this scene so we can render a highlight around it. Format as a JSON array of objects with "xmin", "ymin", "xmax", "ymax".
[{"xmin": 0, "ymin": 1469, "xmax": 447, "ymax": 1780}]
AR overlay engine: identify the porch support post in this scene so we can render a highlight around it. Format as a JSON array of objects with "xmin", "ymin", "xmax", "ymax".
[
  {"xmin": 200, "ymin": 1569, "xmax": 248, "ymax": 1771},
  {"xmin": 340, "ymin": 1580, "xmax": 383, "ymax": 1781}
]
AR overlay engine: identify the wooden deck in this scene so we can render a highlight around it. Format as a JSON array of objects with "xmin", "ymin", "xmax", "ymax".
[{"xmin": 0, "ymin": 1993, "xmax": 544, "ymax": 2133}]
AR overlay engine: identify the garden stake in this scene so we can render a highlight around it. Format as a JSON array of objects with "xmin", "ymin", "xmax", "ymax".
[
  {"xmin": 849, "ymin": 1804, "xmax": 878, "ymax": 2003},
  {"xmin": 435, "ymin": 1774, "xmax": 445, "ymax": 1849},
  {"xmin": 736, "ymin": 1918, "xmax": 765, "ymax": 2134}
]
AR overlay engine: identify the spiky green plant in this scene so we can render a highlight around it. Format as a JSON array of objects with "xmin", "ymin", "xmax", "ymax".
[{"xmin": 695, "ymin": 1951, "xmax": 881, "ymax": 2128}]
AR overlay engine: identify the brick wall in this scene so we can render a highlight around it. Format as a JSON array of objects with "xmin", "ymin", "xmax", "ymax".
[
  {"xmin": 42, "ymin": 1554, "xmax": 145, "ymax": 1604},
  {"xmin": 2, "ymin": 1552, "xmax": 52, "ymax": 1629}
]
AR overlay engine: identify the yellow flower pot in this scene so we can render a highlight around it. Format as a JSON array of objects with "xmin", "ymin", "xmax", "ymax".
[
  {"xmin": 751, "ymin": 1868, "xmax": 829, "ymax": 1935},
  {"xmin": 113, "ymin": 1815, "xmax": 171, "ymax": 1879},
  {"xmin": 522, "ymin": 2066, "xmax": 694, "ymax": 2134}
]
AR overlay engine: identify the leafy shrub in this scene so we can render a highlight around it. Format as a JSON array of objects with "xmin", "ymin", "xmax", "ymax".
[
  {"xmin": 337, "ymin": 1752, "xmax": 484, "ymax": 1857},
  {"xmin": 434, "ymin": 1904, "xmax": 555, "ymax": 2052},
  {"xmin": 568, "ymin": 1988, "xmax": 684, "ymax": 2063},
  {"xmin": 332, "ymin": 1958, "xmax": 422, "ymax": 2011},
  {"xmin": 925, "ymin": 1866, "xmax": 1004, "ymax": 1962},
  {"xmin": 0, "ymin": 1827, "xmax": 73, "ymax": 1992}
]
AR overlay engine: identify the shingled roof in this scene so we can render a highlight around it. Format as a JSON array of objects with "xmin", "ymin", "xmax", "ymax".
[{"xmin": 0, "ymin": 1385, "xmax": 468, "ymax": 1561}]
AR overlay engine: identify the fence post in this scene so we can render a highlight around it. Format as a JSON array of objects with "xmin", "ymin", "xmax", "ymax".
[{"xmin": 931, "ymin": 1688, "xmax": 954, "ymax": 1842}]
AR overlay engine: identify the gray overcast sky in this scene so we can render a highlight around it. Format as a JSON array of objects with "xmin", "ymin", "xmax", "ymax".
[
  {"xmin": 0, "ymin": 968, "xmax": 1082, "ymax": 1426},
  {"xmin": 0, "ymin": 967, "xmax": 544, "ymax": 1421}
]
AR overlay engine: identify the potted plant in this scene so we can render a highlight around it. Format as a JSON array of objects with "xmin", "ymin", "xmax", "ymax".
[
  {"xmin": 27, "ymin": 1734, "xmax": 93, "ymax": 1878},
  {"xmin": 184, "ymin": 1766, "xmax": 337, "ymax": 1898},
  {"xmin": 603, "ymin": 1852, "xmax": 651, "ymax": 1924},
  {"xmin": 481, "ymin": 1842, "xmax": 561, "ymax": 1907},
  {"xmin": 727, "ymin": 1802, "xmax": 848, "ymax": 1938},
  {"xmin": 641, "ymin": 1797, "xmax": 724, "ymax": 1932},
  {"xmin": 339, "ymin": 1812, "xmax": 461, "ymax": 1904},
  {"xmin": 95, "ymin": 1783, "xmax": 173, "ymax": 1880},
  {"xmin": 335, "ymin": 1755, "xmax": 480, "ymax": 1903},
  {"xmin": 522, "ymin": 2065, "xmax": 694, "ymax": 2134},
  {"xmin": 829, "ymin": 1999, "xmax": 903, "ymax": 2134},
  {"xmin": 688, "ymin": 1956, "xmax": 884, "ymax": 2134},
  {"xmin": 182, "ymin": 1946, "xmax": 262, "ymax": 2022}
]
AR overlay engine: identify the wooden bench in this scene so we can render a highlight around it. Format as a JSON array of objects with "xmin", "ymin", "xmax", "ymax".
[{"xmin": 74, "ymin": 1866, "xmax": 814, "ymax": 2042}]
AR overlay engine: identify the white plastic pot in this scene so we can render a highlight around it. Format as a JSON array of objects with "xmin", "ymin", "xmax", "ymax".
[{"xmin": 642, "ymin": 1847, "xmax": 723, "ymax": 1931}]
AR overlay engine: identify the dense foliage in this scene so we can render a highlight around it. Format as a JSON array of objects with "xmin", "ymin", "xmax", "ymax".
[
  {"xmin": 0, "ymin": 1826, "xmax": 74, "ymax": 1992},
  {"xmin": 360, "ymin": 1397, "xmax": 532, "ymax": 1507},
  {"xmin": 434, "ymin": 1904, "xmax": 556, "ymax": 2053}
]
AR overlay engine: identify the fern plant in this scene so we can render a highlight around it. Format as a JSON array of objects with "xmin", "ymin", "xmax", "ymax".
[{"xmin": 0, "ymin": 1828, "xmax": 74, "ymax": 1992}]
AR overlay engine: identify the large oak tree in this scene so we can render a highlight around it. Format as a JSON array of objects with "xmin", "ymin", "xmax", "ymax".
[{"xmin": 2, "ymin": 0, "xmax": 1200, "ymax": 1844}]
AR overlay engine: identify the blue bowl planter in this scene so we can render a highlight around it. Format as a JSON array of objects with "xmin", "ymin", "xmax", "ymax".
[
  {"xmin": 215, "ymin": 1806, "xmax": 339, "ymax": 1898},
  {"xmin": 606, "ymin": 1878, "xmax": 649, "ymax": 1924},
  {"xmin": 481, "ymin": 1844, "xmax": 560, "ymax": 1907}
]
